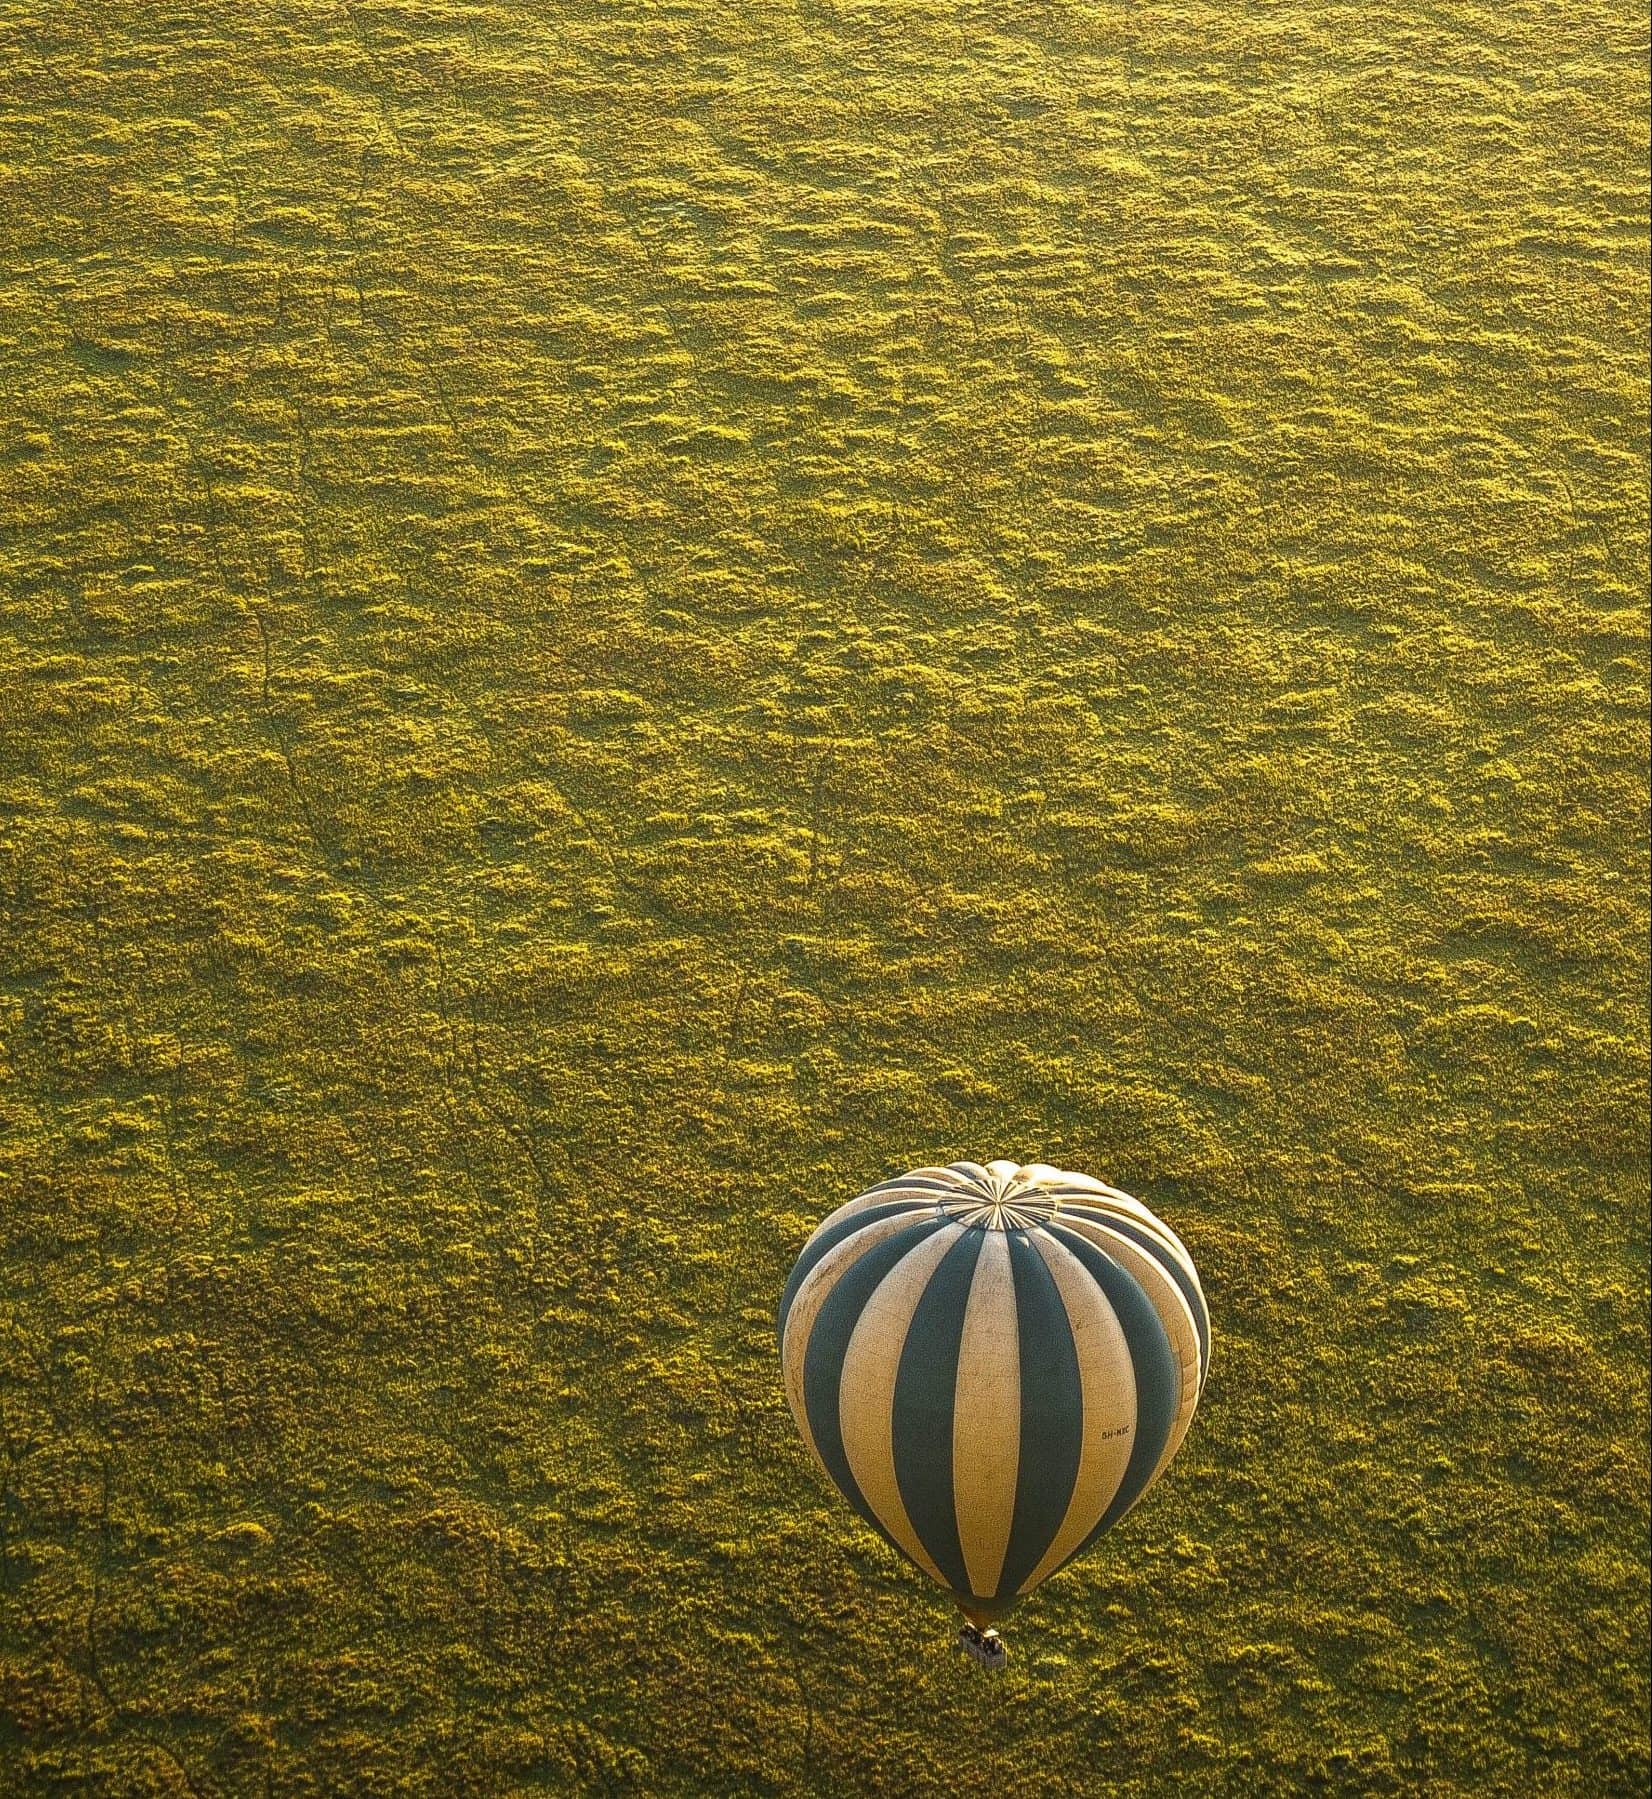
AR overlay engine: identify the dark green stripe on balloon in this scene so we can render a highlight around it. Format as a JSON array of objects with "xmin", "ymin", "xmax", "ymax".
[
  {"xmin": 776, "ymin": 1200, "xmax": 927, "ymax": 1348},
  {"xmin": 995, "ymin": 1231, "xmax": 1085, "ymax": 1601},
  {"xmin": 801, "ymin": 1219, "xmax": 949, "ymax": 1548},
  {"xmin": 890, "ymin": 1228, "xmax": 984, "ymax": 1600},
  {"xmin": 1096, "ymin": 1213, "xmax": 1210, "ymax": 1384},
  {"xmin": 1047, "ymin": 1223, "xmax": 1177, "ymax": 1548}
]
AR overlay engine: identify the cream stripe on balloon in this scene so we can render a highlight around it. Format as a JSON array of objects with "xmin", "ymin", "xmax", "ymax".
[
  {"xmin": 837, "ymin": 1224, "xmax": 965, "ymax": 1587},
  {"xmin": 1055, "ymin": 1213, "xmax": 1200, "ymax": 1405},
  {"xmin": 780, "ymin": 1211, "xmax": 935, "ymax": 1471},
  {"xmin": 1055, "ymin": 1188, "xmax": 1205, "ymax": 1298},
  {"xmin": 1015, "ymin": 1229, "xmax": 1138, "ymax": 1593},
  {"xmin": 952, "ymin": 1228, "xmax": 1021, "ymax": 1601},
  {"xmin": 1056, "ymin": 1215, "xmax": 1201, "ymax": 1499},
  {"xmin": 1060, "ymin": 1191, "xmax": 1210, "ymax": 1391},
  {"xmin": 799, "ymin": 1187, "xmax": 930, "ymax": 1246}
]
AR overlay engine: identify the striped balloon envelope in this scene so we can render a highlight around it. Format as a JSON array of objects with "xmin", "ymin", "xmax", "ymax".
[{"xmin": 777, "ymin": 1160, "xmax": 1209, "ymax": 1631}]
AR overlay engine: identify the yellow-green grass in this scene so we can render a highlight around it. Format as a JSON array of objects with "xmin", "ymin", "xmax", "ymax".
[{"xmin": 0, "ymin": 2, "xmax": 1646, "ymax": 1792}]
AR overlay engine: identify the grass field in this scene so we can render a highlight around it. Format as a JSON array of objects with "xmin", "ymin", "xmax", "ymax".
[{"xmin": 1, "ymin": 2, "xmax": 1647, "ymax": 1793}]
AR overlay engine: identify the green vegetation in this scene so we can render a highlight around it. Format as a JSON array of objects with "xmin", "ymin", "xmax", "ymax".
[{"xmin": 1, "ymin": 1, "xmax": 1647, "ymax": 1792}]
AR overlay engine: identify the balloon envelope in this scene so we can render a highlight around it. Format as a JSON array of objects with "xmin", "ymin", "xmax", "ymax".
[{"xmin": 777, "ymin": 1160, "xmax": 1209, "ymax": 1624}]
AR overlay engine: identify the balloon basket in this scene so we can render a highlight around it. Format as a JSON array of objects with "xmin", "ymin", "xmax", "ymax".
[{"xmin": 957, "ymin": 1623, "xmax": 1008, "ymax": 1671}]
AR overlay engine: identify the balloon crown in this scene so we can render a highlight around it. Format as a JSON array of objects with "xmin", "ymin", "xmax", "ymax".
[{"xmin": 915, "ymin": 1159, "xmax": 1098, "ymax": 1231}]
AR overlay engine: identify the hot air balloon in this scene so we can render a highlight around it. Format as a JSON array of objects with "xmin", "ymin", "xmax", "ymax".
[{"xmin": 777, "ymin": 1160, "xmax": 1209, "ymax": 1667}]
